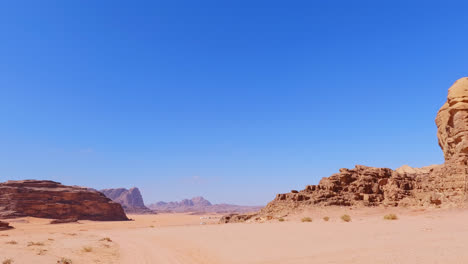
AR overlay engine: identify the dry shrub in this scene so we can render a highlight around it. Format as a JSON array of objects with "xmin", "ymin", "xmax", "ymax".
[
  {"xmin": 100, "ymin": 237, "xmax": 112, "ymax": 242},
  {"xmin": 341, "ymin": 214, "xmax": 351, "ymax": 222},
  {"xmin": 384, "ymin": 214, "xmax": 398, "ymax": 220},
  {"xmin": 82, "ymin": 246, "xmax": 93, "ymax": 253},
  {"xmin": 27, "ymin": 241, "xmax": 44, "ymax": 247}
]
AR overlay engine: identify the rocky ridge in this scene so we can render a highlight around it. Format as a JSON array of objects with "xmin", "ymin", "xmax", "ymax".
[
  {"xmin": 0, "ymin": 180, "xmax": 129, "ymax": 221},
  {"xmin": 100, "ymin": 187, "xmax": 155, "ymax": 214},
  {"xmin": 148, "ymin": 197, "xmax": 262, "ymax": 213},
  {"xmin": 221, "ymin": 77, "xmax": 468, "ymax": 223}
]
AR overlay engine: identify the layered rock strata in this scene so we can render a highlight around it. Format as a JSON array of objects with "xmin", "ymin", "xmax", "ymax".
[
  {"xmin": 222, "ymin": 77, "xmax": 468, "ymax": 223},
  {"xmin": 0, "ymin": 180, "xmax": 129, "ymax": 221}
]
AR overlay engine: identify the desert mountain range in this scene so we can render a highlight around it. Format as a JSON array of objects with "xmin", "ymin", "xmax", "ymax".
[
  {"xmin": 100, "ymin": 188, "xmax": 154, "ymax": 214},
  {"xmin": 148, "ymin": 197, "xmax": 263, "ymax": 213},
  {"xmin": 2, "ymin": 78, "xmax": 468, "ymax": 225}
]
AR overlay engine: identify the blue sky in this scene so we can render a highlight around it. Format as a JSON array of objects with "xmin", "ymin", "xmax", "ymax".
[{"xmin": 1, "ymin": 0, "xmax": 468, "ymax": 205}]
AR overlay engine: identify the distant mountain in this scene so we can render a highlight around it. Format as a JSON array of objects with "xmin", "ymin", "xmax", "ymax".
[
  {"xmin": 100, "ymin": 187, "xmax": 155, "ymax": 214},
  {"xmin": 148, "ymin": 197, "xmax": 262, "ymax": 214}
]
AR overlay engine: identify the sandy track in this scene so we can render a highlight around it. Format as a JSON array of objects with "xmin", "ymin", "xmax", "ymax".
[{"xmin": 2, "ymin": 209, "xmax": 468, "ymax": 263}]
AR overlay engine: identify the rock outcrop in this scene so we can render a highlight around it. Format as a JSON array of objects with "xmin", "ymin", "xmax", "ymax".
[
  {"xmin": 0, "ymin": 180, "xmax": 129, "ymax": 221},
  {"xmin": 0, "ymin": 221, "xmax": 13, "ymax": 231},
  {"xmin": 148, "ymin": 197, "xmax": 262, "ymax": 213},
  {"xmin": 100, "ymin": 188, "xmax": 155, "ymax": 214},
  {"xmin": 221, "ymin": 77, "xmax": 468, "ymax": 223},
  {"xmin": 436, "ymin": 77, "xmax": 468, "ymax": 163}
]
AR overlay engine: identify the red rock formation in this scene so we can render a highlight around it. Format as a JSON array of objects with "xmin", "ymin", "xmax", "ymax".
[
  {"xmin": 0, "ymin": 221, "xmax": 13, "ymax": 230},
  {"xmin": 0, "ymin": 180, "xmax": 128, "ymax": 221}
]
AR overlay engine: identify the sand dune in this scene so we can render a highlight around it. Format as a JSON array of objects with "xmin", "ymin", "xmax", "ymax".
[{"xmin": 1, "ymin": 208, "xmax": 468, "ymax": 263}]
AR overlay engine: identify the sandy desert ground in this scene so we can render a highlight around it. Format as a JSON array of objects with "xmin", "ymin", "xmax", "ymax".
[{"xmin": 1, "ymin": 208, "xmax": 468, "ymax": 264}]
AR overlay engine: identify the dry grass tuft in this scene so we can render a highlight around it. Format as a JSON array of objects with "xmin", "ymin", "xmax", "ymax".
[
  {"xmin": 2, "ymin": 258, "xmax": 13, "ymax": 264},
  {"xmin": 82, "ymin": 246, "xmax": 93, "ymax": 253},
  {"xmin": 57, "ymin": 257, "xmax": 72, "ymax": 264},
  {"xmin": 27, "ymin": 241, "xmax": 45, "ymax": 247},
  {"xmin": 384, "ymin": 214, "xmax": 398, "ymax": 220},
  {"xmin": 5, "ymin": 240, "xmax": 17, "ymax": 245},
  {"xmin": 37, "ymin": 249, "xmax": 48, "ymax": 255},
  {"xmin": 341, "ymin": 214, "xmax": 351, "ymax": 222},
  {"xmin": 323, "ymin": 216, "xmax": 330, "ymax": 221},
  {"xmin": 100, "ymin": 237, "xmax": 112, "ymax": 242},
  {"xmin": 301, "ymin": 217, "xmax": 312, "ymax": 222}
]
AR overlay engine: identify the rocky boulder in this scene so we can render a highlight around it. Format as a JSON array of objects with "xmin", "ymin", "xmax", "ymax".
[
  {"xmin": 0, "ymin": 221, "xmax": 13, "ymax": 231},
  {"xmin": 0, "ymin": 180, "xmax": 128, "ymax": 221}
]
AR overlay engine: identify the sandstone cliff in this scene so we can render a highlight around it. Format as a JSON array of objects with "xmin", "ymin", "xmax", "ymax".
[
  {"xmin": 221, "ymin": 77, "xmax": 468, "ymax": 223},
  {"xmin": 100, "ymin": 187, "xmax": 155, "ymax": 214},
  {"xmin": 0, "ymin": 180, "xmax": 129, "ymax": 221}
]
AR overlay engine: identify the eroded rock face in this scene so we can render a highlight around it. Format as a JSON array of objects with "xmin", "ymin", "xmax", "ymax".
[
  {"xmin": 100, "ymin": 188, "xmax": 154, "ymax": 214},
  {"xmin": 221, "ymin": 77, "xmax": 468, "ymax": 223},
  {"xmin": 259, "ymin": 165, "xmax": 440, "ymax": 217},
  {"xmin": 0, "ymin": 221, "xmax": 13, "ymax": 231},
  {"xmin": 436, "ymin": 77, "xmax": 468, "ymax": 163},
  {"xmin": 0, "ymin": 180, "xmax": 129, "ymax": 221}
]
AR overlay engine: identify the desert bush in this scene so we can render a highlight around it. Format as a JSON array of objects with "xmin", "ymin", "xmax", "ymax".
[
  {"xmin": 37, "ymin": 249, "xmax": 48, "ymax": 255},
  {"xmin": 100, "ymin": 237, "xmax": 112, "ymax": 242},
  {"xmin": 82, "ymin": 246, "xmax": 93, "ymax": 253},
  {"xmin": 5, "ymin": 241, "xmax": 17, "ymax": 245},
  {"xmin": 2, "ymin": 258, "xmax": 13, "ymax": 264},
  {"xmin": 341, "ymin": 214, "xmax": 351, "ymax": 222},
  {"xmin": 323, "ymin": 216, "xmax": 330, "ymax": 221},
  {"xmin": 278, "ymin": 217, "xmax": 285, "ymax": 222},
  {"xmin": 27, "ymin": 241, "xmax": 44, "ymax": 247},
  {"xmin": 58, "ymin": 258, "xmax": 72, "ymax": 264},
  {"xmin": 384, "ymin": 214, "xmax": 398, "ymax": 220},
  {"xmin": 301, "ymin": 217, "xmax": 312, "ymax": 222}
]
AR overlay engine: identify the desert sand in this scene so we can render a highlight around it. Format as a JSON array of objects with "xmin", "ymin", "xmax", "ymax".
[{"xmin": 1, "ymin": 208, "xmax": 468, "ymax": 264}]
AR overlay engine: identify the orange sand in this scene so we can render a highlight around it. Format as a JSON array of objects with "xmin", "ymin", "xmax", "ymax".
[{"xmin": 1, "ymin": 208, "xmax": 467, "ymax": 263}]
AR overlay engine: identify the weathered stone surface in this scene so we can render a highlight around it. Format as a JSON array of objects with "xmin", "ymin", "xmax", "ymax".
[
  {"xmin": 100, "ymin": 188, "xmax": 155, "ymax": 214},
  {"xmin": 0, "ymin": 180, "xmax": 129, "ymax": 221},
  {"xmin": 0, "ymin": 221, "xmax": 13, "ymax": 231},
  {"xmin": 221, "ymin": 77, "xmax": 468, "ymax": 223},
  {"xmin": 436, "ymin": 77, "xmax": 468, "ymax": 163}
]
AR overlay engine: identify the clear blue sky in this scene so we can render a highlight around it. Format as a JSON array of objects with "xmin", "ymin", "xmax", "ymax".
[{"xmin": 1, "ymin": 1, "xmax": 467, "ymax": 205}]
